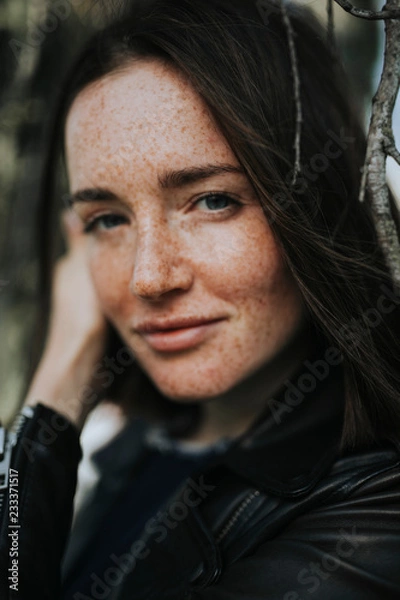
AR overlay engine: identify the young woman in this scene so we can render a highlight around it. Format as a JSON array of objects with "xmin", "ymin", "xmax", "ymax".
[{"xmin": 1, "ymin": 1, "xmax": 399, "ymax": 599}]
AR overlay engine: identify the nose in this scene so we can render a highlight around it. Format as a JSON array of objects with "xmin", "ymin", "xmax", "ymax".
[{"xmin": 130, "ymin": 222, "xmax": 193, "ymax": 301}]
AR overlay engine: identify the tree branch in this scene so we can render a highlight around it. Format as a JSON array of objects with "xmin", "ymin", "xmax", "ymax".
[
  {"xmin": 281, "ymin": 0, "xmax": 302, "ymax": 186},
  {"xmin": 384, "ymin": 135, "xmax": 400, "ymax": 165},
  {"xmin": 333, "ymin": 0, "xmax": 400, "ymax": 20},
  {"xmin": 327, "ymin": 0, "xmax": 336, "ymax": 48},
  {"xmin": 358, "ymin": 0, "xmax": 400, "ymax": 288}
]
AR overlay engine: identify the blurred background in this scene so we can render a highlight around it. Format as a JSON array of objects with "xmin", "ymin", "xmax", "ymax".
[{"xmin": 0, "ymin": 0, "xmax": 399, "ymax": 424}]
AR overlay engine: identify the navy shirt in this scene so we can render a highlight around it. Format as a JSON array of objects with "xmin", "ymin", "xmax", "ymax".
[{"xmin": 61, "ymin": 426, "xmax": 231, "ymax": 600}]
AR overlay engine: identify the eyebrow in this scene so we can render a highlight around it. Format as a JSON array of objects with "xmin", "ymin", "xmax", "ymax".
[
  {"xmin": 67, "ymin": 163, "xmax": 244, "ymax": 206},
  {"xmin": 158, "ymin": 163, "xmax": 244, "ymax": 189},
  {"xmin": 66, "ymin": 188, "xmax": 118, "ymax": 206}
]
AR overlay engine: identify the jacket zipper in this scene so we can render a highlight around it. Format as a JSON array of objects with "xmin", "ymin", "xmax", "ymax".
[
  {"xmin": 215, "ymin": 489, "xmax": 261, "ymax": 545},
  {"xmin": 201, "ymin": 489, "xmax": 261, "ymax": 587},
  {"xmin": 0, "ymin": 406, "xmax": 35, "ymax": 520},
  {"xmin": 9, "ymin": 406, "xmax": 35, "ymax": 439}
]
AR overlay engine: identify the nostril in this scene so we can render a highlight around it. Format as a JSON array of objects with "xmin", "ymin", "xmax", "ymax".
[
  {"xmin": 130, "ymin": 230, "xmax": 193, "ymax": 299},
  {"xmin": 130, "ymin": 261, "xmax": 193, "ymax": 300}
]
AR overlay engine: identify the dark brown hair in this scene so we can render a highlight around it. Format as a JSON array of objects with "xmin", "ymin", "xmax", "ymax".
[{"xmin": 29, "ymin": 0, "xmax": 400, "ymax": 449}]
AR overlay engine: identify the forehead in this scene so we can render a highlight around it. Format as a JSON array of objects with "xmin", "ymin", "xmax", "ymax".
[{"xmin": 65, "ymin": 60, "xmax": 235, "ymax": 188}]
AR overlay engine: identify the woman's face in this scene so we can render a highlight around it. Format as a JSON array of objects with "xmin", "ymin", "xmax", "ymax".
[{"xmin": 65, "ymin": 60, "xmax": 304, "ymax": 401}]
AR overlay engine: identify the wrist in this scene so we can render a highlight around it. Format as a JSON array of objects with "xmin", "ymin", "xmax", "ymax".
[{"xmin": 24, "ymin": 339, "xmax": 104, "ymax": 432}]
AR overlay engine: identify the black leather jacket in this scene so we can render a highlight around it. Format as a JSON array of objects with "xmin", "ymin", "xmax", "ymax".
[{"xmin": 0, "ymin": 364, "xmax": 400, "ymax": 600}]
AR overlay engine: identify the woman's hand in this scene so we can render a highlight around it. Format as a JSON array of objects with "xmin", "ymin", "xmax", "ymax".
[
  {"xmin": 47, "ymin": 208, "xmax": 107, "ymax": 354},
  {"xmin": 24, "ymin": 208, "xmax": 109, "ymax": 431}
]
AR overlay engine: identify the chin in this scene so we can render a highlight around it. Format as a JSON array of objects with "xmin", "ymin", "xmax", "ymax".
[
  {"xmin": 151, "ymin": 378, "xmax": 226, "ymax": 403},
  {"xmin": 142, "ymin": 354, "xmax": 265, "ymax": 403},
  {"xmin": 143, "ymin": 365, "xmax": 237, "ymax": 403}
]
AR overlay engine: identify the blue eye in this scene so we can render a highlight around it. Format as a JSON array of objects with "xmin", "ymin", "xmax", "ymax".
[
  {"xmin": 83, "ymin": 214, "xmax": 127, "ymax": 233},
  {"xmin": 196, "ymin": 194, "xmax": 240, "ymax": 211}
]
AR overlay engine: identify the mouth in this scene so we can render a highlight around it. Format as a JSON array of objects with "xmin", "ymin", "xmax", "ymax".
[{"xmin": 135, "ymin": 317, "xmax": 226, "ymax": 352}]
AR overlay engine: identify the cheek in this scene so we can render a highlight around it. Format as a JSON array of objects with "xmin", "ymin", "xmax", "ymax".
[
  {"xmin": 201, "ymin": 218, "xmax": 303, "ymax": 346},
  {"xmin": 195, "ymin": 214, "xmax": 291, "ymax": 308}
]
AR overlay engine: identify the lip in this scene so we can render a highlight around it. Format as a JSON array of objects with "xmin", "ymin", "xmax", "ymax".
[{"xmin": 135, "ymin": 317, "xmax": 226, "ymax": 352}]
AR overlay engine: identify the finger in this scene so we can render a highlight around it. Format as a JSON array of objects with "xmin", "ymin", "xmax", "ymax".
[{"xmin": 60, "ymin": 208, "xmax": 85, "ymax": 251}]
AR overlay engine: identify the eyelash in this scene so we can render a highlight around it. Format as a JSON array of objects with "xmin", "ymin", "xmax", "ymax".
[
  {"xmin": 83, "ymin": 214, "xmax": 126, "ymax": 234},
  {"xmin": 82, "ymin": 193, "xmax": 242, "ymax": 234}
]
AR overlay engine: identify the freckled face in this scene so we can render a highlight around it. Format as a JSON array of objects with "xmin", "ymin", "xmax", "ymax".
[{"xmin": 65, "ymin": 60, "xmax": 304, "ymax": 401}]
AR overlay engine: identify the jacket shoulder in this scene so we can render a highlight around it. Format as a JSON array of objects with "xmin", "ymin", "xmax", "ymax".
[{"xmin": 190, "ymin": 447, "xmax": 400, "ymax": 600}]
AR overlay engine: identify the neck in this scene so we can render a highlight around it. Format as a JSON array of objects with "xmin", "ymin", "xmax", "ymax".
[{"xmin": 184, "ymin": 325, "xmax": 315, "ymax": 447}]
